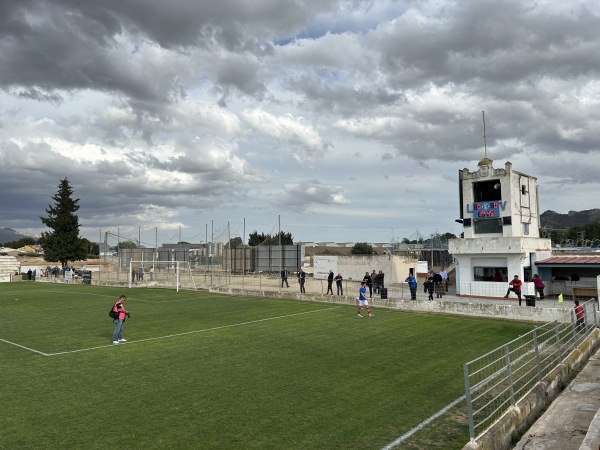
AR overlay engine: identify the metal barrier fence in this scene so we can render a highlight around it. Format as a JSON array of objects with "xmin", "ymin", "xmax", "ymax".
[
  {"xmin": 463, "ymin": 298, "xmax": 598, "ymax": 441},
  {"xmin": 40, "ymin": 264, "xmax": 454, "ymax": 300}
]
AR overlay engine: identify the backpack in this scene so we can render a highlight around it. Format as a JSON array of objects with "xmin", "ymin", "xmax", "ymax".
[{"xmin": 109, "ymin": 301, "xmax": 121, "ymax": 320}]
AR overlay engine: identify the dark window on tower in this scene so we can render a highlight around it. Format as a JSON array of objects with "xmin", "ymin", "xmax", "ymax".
[{"xmin": 473, "ymin": 180, "xmax": 501, "ymax": 202}]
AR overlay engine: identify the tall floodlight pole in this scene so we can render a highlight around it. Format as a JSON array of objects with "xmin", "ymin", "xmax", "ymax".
[
  {"xmin": 431, "ymin": 233, "xmax": 434, "ymax": 269},
  {"xmin": 243, "ymin": 217, "xmax": 246, "ymax": 275},
  {"xmin": 278, "ymin": 215, "xmax": 282, "ymax": 277},
  {"xmin": 117, "ymin": 228, "xmax": 121, "ymax": 273},
  {"xmin": 138, "ymin": 226, "xmax": 142, "ymax": 266}
]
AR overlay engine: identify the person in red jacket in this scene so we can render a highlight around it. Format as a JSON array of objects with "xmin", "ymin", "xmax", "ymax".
[
  {"xmin": 575, "ymin": 300, "xmax": 585, "ymax": 332},
  {"xmin": 504, "ymin": 275, "xmax": 523, "ymax": 305}
]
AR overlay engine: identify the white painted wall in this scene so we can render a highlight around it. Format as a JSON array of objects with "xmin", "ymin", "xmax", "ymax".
[{"xmin": 313, "ymin": 254, "xmax": 418, "ymax": 284}]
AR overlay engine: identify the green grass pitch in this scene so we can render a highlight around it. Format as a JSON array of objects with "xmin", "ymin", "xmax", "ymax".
[{"xmin": 0, "ymin": 283, "xmax": 534, "ymax": 449}]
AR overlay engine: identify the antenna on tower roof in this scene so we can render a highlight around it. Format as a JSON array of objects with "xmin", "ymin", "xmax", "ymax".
[{"xmin": 482, "ymin": 111, "xmax": 487, "ymax": 157}]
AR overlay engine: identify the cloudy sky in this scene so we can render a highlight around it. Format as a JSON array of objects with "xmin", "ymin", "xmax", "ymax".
[{"xmin": 1, "ymin": 0, "xmax": 599, "ymax": 247}]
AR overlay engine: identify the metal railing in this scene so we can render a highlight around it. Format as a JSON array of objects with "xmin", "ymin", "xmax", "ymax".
[{"xmin": 463, "ymin": 299, "xmax": 598, "ymax": 441}]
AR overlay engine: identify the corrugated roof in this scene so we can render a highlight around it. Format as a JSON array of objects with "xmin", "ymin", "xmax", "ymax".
[{"xmin": 536, "ymin": 256, "xmax": 600, "ymax": 265}]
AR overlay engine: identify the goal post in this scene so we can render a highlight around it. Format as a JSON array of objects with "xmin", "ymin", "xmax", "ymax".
[{"xmin": 128, "ymin": 260, "xmax": 198, "ymax": 292}]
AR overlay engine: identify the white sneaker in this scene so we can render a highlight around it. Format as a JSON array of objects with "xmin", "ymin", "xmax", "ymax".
[
  {"xmin": 369, "ymin": 314, "xmax": 374, "ymax": 317},
  {"xmin": 112, "ymin": 341, "xmax": 119, "ymax": 344},
  {"xmin": 118, "ymin": 338, "xmax": 127, "ymax": 342},
  {"xmin": 357, "ymin": 314, "xmax": 363, "ymax": 317}
]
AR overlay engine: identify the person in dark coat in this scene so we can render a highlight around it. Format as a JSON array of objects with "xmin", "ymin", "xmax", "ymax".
[
  {"xmin": 423, "ymin": 277, "xmax": 434, "ymax": 300},
  {"xmin": 363, "ymin": 272, "xmax": 373, "ymax": 297},
  {"xmin": 326, "ymin": 270, "xmax": 334, "ymax": 295},
  {"xmin": 432, "ymin": 272, "xmax": 444, "ymax": 298}
]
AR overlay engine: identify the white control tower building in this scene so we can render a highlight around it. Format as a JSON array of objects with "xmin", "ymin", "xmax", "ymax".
[{"xmin": 448, "ymin": 157, "xmax": 552, "ymax": 297}]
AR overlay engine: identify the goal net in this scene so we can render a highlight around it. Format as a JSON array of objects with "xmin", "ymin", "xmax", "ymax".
[{"xmin": 128, "ymin": 260, "xmax": 199, "ymax": 292}]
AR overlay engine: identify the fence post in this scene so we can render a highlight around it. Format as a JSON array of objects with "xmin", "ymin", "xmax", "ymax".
[
  {"xmin": 463, "ymin": 363, "xmax": 475, "ymax": 441},
  {"xmin": 504, "ymin": 345, "xmax": 516, "ymax": 405},
  {"xmin": 533, "ymin": 329, "xmax": 542, "ymax": 382},
  {"xmin": 554, "ymin": 322, "xmax": 561, "ymax": 366}
]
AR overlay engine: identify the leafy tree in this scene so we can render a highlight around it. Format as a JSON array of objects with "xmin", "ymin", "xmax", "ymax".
[
  {"xmin": 226, "ymin": 237, "xmax": 243, "ymax": 248},
  {"xmin": 118, "ymin": 241, "xmax": 137, "ymax": 250},
  {"xmin": 39, "ymin": 178, "xmax": 87, "ymax": 265},
  {"xmin": 351, "ymin": 242, "xmax": 374, "ymax": 255},
  {"xmin": 442, "ymin": 232, "xmax": 457, "ymax": 240},
  {"xmin": 81, "ymin": 238, "xmax": 99, "ymax": 256},
  {"xmin": 248, "ymin": 231, "xmax": 268, "ymax": 246},
  {"xmin": 3, "ymin": 237, "xmax": 38, "ymax": 248},
  {"xmin": 248, "ymin": 231, "xmax": 294, "ymax": 246}
]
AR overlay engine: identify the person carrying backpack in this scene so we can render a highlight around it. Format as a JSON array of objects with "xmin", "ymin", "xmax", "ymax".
[{"xmin": 112, "ymin": 295, "xmax": 130, "ymax": 344}]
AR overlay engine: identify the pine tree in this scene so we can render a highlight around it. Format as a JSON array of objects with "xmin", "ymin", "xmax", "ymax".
[{"xmin": 40, "ymin": 178, "xmax": 87, "ymax": 266}]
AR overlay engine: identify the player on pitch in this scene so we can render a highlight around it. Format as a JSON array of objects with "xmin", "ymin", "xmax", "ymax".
[{"xmin": 357, "ymin": 281, "xmax": 374, "ymax": 318}]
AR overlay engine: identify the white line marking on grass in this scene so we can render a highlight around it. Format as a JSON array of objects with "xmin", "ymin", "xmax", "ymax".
[
  {"xmin": 0, "ymin": 338, "xmax": 49, "ymax": 356},
  {"xmin": 46, "ymin": 306, "xmax": 340, "ymax": 357},
  {"xmin": 380, "ymin": 395, "xmax": 466, "ymax": 450}
]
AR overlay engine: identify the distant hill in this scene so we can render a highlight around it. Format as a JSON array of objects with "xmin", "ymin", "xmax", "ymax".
[
  {"xmin": 540, "ymin": 209, "xmax": 600, "ymax": 229},
  {"xmin": 0, "ymin": 227, "xmax": 32, "ymax": 244}
]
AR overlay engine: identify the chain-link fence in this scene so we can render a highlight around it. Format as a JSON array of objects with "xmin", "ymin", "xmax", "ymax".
[{"xmin": 463, "ymin": 298, "xmax": 598, "ymax": 441}]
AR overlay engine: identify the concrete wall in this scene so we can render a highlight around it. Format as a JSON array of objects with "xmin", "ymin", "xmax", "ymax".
[
  {"xmin": 313, "ymin": 254, "xmax": 418, "ymax": 285},
  {"xmin": 0, "ymin": 255, "xmax": 19, "ymax": 282}
]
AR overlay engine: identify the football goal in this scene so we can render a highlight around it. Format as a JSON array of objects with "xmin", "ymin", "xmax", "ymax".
[{"xmin": 128, "ymin": 260, "xmax": 198, "ymax": 292}]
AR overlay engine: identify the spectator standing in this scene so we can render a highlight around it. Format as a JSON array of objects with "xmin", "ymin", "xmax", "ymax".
[
  {"xmin": 363, "ymin": 272, "xmax": 373, "ymax": 298},
  {"xmin": 575, "ymin": 300, "xmax": 585, "ymax": 332},
  {"xmin": 334, "ymin": 273, "xmax": 343, "ymax": 295},
  {"xmin": 298, "ymin": 269, "xmax": 306, "ymax": 293},
  {"xmin": 150, "ymin": 266, "xmax": 155, "ymax": 281},
  {"xmin": 27, "ymin": 269, "xmax": 32, "ymax": 281},
  {"xmin": 378, "ymin": 270, "xmax": 385, "ymax": 291},
  {"xmin": 504, "ymin": 275, "xmax": 523, "ymax": 305},
  {"xmin": 357, "ymin": 281, "xmax": 374, "ymax": 317},
  {"xmin": 423, "ymin": 277, "xmax": 434, "ymax": 300},
  {"xmin": 326, "ymin": 270, "xmax": 334, "ymax": 295},
  {"xmin": 492, "ymin": 270, "xmax": 503, "ymax": 282},
  {"xmin": 371, "ymin": 269, "xmax": 378, "ymax": 293},
  {"xmin": 432, "ymin": 272, "xmax": 444, "ymax": 298},
  {"xmin": 281, "ymin": 267, "xmax": 289, "ymax": 288},
  {"xmin": 405, "ymin": 273, "xmax": 418, "ymax": 300},
  {"xmin": 139, "ymin": 266, "xmax": 144, "ymax": 281},
  {"xmin": 111, "ymin": 295, "xmax": 130, "ymax": 344},
  {"xmin": 532, "ymin": 274, "xmax": 545, "ymax": 299},
  {"xmin": 440, "ymin": 267, "xmax": 448, "ymax": 290}
]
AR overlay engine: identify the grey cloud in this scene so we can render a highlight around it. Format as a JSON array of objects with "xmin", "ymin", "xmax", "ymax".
[{"xmin": 273, "ymin": 181, "xmax": 348, "ymax": 210}]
